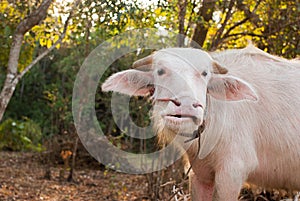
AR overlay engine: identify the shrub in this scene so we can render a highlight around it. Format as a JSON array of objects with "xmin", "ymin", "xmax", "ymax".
[{"xmin": 0, "ymin": 118, "xmax": 43, "ymax": 151}]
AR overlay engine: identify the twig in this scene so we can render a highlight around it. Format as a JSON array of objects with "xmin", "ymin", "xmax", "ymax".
[
  {"xmin": 225, "ymin": 32, "xmax": 264, "ymax": 38},
  {"xmin": 160, "ymin": 180, "xmax": 176, "ymax": 187},
  {"xmin": 68, "ymin": 136, "xmax": 79, "ymax": 182}
]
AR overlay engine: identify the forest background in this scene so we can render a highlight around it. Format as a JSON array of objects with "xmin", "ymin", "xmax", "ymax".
[{"xmin": 0, "ymin": 0, "xmax": 299, "ymax": 200}]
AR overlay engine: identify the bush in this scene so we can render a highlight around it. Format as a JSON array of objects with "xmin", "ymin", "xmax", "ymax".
[{"xmin": 0, "ymin": 118, "xmax": 44, "ymax": 151}]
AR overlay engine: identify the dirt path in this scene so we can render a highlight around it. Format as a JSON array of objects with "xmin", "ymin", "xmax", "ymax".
[{"xmin": 0, "ymin": 151, "xmax": 149, "ymax": 201}]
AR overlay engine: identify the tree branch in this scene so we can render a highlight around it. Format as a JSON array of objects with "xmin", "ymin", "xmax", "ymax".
[
  {"xmin": 225, "ymin": 32, "xmax": 264, "ymax": 38},
  {"xmin": 210, "ymin": 0, "xmax": 263, "ymax": 50},
  {"xmin": 222, "ymin": 17, "xmax": 249, "ymax": 39},
  {"xmin": 211, "ymin": 0, "xmax": 235, "ymax": 50},
  {"xmin": 236, "ymin": 0, "xmax": 262, "ymax": 27},
  {"xmin": 15, "ymin": 0, "xmax": 53, "ymax": 35},
  {"xmin": 14, "ymin": 0, "xmax": 81, "ymax": 83},
  {"xmin": 264, "ymin": 19, "xmax": 300, "ymax": 36}
]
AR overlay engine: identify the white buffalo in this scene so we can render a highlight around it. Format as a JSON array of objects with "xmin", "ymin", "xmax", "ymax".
[{"xmin": 102, "ymin": 45, "xmax": 300, "ymax": 201}]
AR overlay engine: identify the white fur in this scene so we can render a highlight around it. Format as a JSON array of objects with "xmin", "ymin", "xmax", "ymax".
[{"xmin": 102, "ymin": 45, "xmax": 300, "ymax": 201}]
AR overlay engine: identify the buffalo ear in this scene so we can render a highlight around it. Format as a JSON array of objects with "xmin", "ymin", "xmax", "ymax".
[
  {"xmin": 102, "ymin": 69, "xmax": 154, "ymax": 96},
  {"xmin": 207, "ymin": 75, "xmax": 258, "ymax": 101}
]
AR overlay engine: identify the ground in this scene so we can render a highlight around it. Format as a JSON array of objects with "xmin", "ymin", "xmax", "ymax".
[
  {"xmin": 0, "ymin": 151, "xmax": 298, "ymax": 201},
  {"xmin": 0, "ymin": 151, "xmax": 149, "ymax": 201}
]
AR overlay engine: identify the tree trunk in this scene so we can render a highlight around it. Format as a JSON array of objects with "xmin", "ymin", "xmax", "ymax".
[
  {"xmin": 0, "ymin": 0, "xmax": 53, "ymax": 122},
  {"xmin": 191, "ymin": 0, "xmax": 216, "ymax": 48},
  {"xmin": 0, "ymin": 33, "xmax": 23, "ymax": 121},
  {"xmin": 177, "ymin": 0, "xmax": 188, "ymax": 47},
  {"xmin": 0, "ymin": 81, "xmax": 20, "ymax": 121}
]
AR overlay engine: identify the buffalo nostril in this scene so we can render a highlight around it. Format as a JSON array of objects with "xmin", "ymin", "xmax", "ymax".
[
  {"xmin": 171, "ymin": 99, "xmax": 181, "ymax": 106},
  {"xmin": 193, "ymin": 103, "xmax": 203, "ymax": 108}
]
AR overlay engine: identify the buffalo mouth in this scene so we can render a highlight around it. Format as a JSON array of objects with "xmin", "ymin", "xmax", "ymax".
[{"xmin": 165, "ymin": 114, "xmax": 199, "ymax": 124}]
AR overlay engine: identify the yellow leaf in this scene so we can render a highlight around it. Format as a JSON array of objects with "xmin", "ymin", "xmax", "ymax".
[
  {"xmin": 47, "ymin": 40, "xmax": 52, "ymax": 48},
  {"xmin": 40, "ymin": 38, "xmax": 46, "ymax": 46},
  {"xmin": 280, "ymin": 4, "xmax": 287, "ymax": 9},
  {"xmin": 55, "ymin": 43, "xmax": 61, "ymax": 49},
  {"xmin": 54, "ymin": 34, "xmax": 59, "ymax": 42},
  {"xmin": 0, "ymin": 0, "xmax": 8, "ymax": 10},
  {"xmin": 154, "ymin": 8, "xmax": 162, "ymax": 15}
]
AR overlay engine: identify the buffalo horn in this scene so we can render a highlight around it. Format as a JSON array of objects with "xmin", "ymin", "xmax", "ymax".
[
  {"xmin": 132, "ymin": 54, "xmax": 153, "ymax": 70},
  {"xmin": 212, "ymin": 62, "xmax": 228, "ymax": 74}
]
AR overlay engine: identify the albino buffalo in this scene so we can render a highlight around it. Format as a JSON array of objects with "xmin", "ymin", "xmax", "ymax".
[{"xmin": 102, "ymin": 45, "xmax": 300, "ymax": 201}]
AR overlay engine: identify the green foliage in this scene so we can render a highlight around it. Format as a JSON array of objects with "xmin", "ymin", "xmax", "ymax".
[
  {"xmin": 1, "ymin": 0, "xmax": 299, "ymax": 154},
  {"xmin": 0, "ymin": 0, "xmax": 26, "ymax": 70},
  {"xmin": 0, "ymin": 0, "xmax": 72, "ymax": 72},
  {"xmin": 0, "ymin": 118, "xmax": 43, "ymax": 151},
  {"xmin": 4, "ymin": 45, "xmax": 82, "ymax": 136}
]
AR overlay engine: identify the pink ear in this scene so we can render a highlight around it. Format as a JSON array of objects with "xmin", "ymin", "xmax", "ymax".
[
  {"xmin": 208, "ymin": 75, "xmax": 258, "ymax": 101},
  {"xmin": 101, "ymin": 69, "xmax": 154, "ymax": 96}
]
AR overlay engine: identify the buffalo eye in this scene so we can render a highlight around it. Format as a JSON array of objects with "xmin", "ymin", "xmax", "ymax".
[
  {"xmin": 201, "ymin": 71, "xmax": 208, "ymax": 77},
  {"xmin": 157, "ymin": 68, "xmax": 166, "ymax": 76}
]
